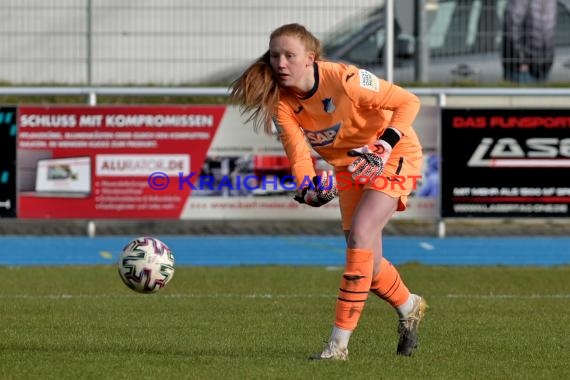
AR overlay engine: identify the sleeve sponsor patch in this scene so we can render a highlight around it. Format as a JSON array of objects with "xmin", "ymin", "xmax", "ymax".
[{"xmin": 358, "ymin": 69, "xmax": 380, "ymax": 92}]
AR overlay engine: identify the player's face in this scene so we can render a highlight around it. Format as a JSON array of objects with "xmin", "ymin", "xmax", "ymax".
[{"xmin": 269, "ymin": 35, "xmax": 315, "ymax": 93}]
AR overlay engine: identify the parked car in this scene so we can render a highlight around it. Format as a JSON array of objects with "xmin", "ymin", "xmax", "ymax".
[
  {"xmin": 321, "ymin": 0, "xmax": 570, "ymax": 84},
  {"xmin": 211, "ymin": 0, "xmax": 570, "ymax": 85}
]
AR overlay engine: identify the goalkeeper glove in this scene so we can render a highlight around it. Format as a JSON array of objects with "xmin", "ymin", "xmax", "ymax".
[
  {"xmin": 294, "ymin": 171, "xmax": 338, "ymax": 207},
  {"xmin": 347, "ymin": 127, "xmax": 402, "ymax": 183}
]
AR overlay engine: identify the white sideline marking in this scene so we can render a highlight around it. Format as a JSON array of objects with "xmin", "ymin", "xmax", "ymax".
[
  {"xmin": 446, "ymin": 294, "xmax": 570, "ymax": 299},
  {"xmin": 0, "ymin": 293, "xmax": 336, "ymax": 300},
  {"xmin": 1, "ymin": 293, "xmax": 570, "ymax": 300}
]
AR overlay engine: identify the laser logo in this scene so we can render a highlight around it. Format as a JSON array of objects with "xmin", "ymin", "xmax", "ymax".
[{"xmin": 468, "ymin": 138, "xmax": 570, "ymax": 168}]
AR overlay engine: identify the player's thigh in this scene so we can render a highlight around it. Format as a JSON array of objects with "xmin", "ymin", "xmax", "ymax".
[
  {"xmin": 338, "ymin": 183, "xmax": 364, "ymax": 231},
  {"xmin": 367, "ymin": 153, "xmax": 423, "ymax": 212}
]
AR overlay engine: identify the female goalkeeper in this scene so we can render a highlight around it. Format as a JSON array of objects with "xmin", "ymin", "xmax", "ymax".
[{"xmin": 230, "ymin": 23, "xmax": 427, "ymax": 360}]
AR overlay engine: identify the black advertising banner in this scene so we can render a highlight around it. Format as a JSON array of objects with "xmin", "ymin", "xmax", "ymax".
[
  {"xmin": 0, "ymin": 106, "xmax": 17, "ymax": 217},
  {"xmin": 441, "ymin": 108, "xmax": 570, "ymax": 217}
]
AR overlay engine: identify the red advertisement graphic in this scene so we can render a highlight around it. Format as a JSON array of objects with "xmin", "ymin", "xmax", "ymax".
[{"xmin": 17, "ymin": 105, "xmax": 224, "ymax": 218}]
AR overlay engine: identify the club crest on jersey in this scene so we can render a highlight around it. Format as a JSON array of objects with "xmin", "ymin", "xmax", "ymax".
[
  {"xmin": 304, "ymin": 123, "xmax": 340, "ymax": 148},
  {"xmin": 322, "ymin": 98, "xmax": 335, "ymax": 113}
]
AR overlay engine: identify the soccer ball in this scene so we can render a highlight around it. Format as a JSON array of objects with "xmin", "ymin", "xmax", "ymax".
[{"xmin": 118, "ymin": 236, "xmax": 175, "ymax": 294}]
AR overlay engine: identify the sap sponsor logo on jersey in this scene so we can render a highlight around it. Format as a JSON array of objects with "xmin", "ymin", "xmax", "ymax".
[
  {"xmin": 305, "ymin": 123, "xmax": 341, "ymax": 148},
  {"xmin": 468, "ymin": 137, "xmax": 570, "ymax": 168},
  {"xmin": 358, "ymin": 69, "xmax": 379, "ymax": 92}
]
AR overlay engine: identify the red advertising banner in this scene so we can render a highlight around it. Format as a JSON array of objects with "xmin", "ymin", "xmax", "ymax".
[{"xmin": 17, "ymin": 105, "xmax": 224, "ymax": 218}]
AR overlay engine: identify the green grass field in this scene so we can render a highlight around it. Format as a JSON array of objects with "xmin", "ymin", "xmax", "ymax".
[{"xmin": 1, "ymin": 265, "xmax": 569, "ymax": 380}]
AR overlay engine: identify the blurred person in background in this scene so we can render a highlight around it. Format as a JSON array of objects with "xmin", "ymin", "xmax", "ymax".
[
  {"xmin": 502, "ymin": 0, "xmax": 558, "ymax": 83},
  {"xmin": 230, "ymin": 23, "xmax": 427, "ymax": 360}
]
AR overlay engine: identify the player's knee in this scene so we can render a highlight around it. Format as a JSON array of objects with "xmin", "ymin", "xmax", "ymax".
[{"xmin": 346, "ymin": 228, "xmax": 370, "ymax": 248}]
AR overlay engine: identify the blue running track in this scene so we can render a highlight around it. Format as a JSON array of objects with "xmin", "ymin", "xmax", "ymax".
[{"xmin": 0, "ymin": 236, "xmax": 569, "ymax": 266}]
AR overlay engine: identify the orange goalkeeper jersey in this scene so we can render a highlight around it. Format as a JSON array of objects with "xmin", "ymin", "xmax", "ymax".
[{"xmin": 273, "ymin": 60, "xmax": 422, "ymax": 187}]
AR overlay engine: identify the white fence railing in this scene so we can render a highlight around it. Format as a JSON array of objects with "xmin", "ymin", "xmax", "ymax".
[{"xmin": 3, "ymin": 86, "xmax": 570, "ymax": 105}]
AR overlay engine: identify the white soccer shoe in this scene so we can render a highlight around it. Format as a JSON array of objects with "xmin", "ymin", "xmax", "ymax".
[
  {"xmin": 309, "ymin": 341, "xmax": 348, "ymax": 361},
  {"xmin": 397, "ymin": 294, "xmax": 428, "ymax": 356}
]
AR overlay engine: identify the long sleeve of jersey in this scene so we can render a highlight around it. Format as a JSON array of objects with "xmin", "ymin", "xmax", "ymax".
[
  {"xmin": 342, "ymin": 67, "xmax": 420, "ymax": 137},
  {"xmin": 273, "ymin": 103, "xmax": 316, "ymax": 189}
]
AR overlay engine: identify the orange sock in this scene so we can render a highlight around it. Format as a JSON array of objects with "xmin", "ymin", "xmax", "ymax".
[
  {"xmin": 370, "ymin": 257, "xmax": 410, "ymax": 308},
  {"xmin": 334, "ymin": 248, "xmax": 373, "ymax": 331}
]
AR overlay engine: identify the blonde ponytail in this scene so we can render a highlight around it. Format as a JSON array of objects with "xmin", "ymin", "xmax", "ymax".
[{"xmin": 229, "ymin": 51, "xmax": 280, "ymax": 134}]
